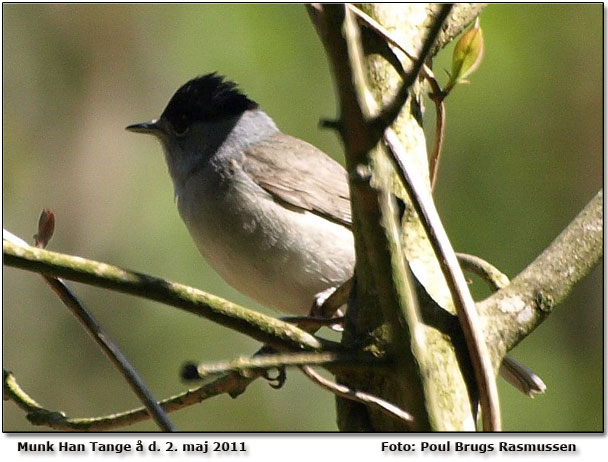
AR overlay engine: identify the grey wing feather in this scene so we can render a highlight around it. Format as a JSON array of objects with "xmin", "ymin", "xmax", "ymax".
[{"xmin": 243, "ymin": 133, "xmax": 352, "ymax": 228}]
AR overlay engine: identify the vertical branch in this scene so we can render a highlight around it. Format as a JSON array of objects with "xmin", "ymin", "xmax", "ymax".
[
  {"xmin": 310, "ymin": 3, "xmax": 492, "ymax": 431},
  {"xmin": 309, "ymin": 3, "xmax": 431, "ymax": 430},
  {"xmin": 384, "ymin": 129, "xmax": 501, "ymax": 430}
]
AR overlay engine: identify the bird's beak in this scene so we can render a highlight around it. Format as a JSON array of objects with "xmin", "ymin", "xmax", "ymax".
[{"xmin": 126, "ymin": 119, "xmax": 162, "ymax": 134}]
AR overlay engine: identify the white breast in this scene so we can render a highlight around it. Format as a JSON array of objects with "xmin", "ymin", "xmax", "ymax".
[{"xmin": 175, "ymin": 161, "xmax": 355, "ymax": 315}]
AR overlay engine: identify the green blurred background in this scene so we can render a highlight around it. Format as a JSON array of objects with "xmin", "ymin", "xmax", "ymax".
[{"xmin": 2, "ymin": 4, "xmax": 602, "ymax": 431}]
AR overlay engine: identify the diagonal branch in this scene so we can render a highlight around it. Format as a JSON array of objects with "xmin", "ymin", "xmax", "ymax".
[
  {"xmin": 299, "ymin": 365, "xmax": 413, "ymax": 425},
  {"xmin": 2, "ymin": 233, "xmax": 332, "ymax": 353},
  {"xmin": 479, "ymin": 189, "xmax": 603, "ymax": 363},
  {"xmin": 13, "ymin": 216, "xmax": 175, "ymax": 432},
  {"xmin": 42, "ymin": 277, "xmax": 176, "ymax": 431}
]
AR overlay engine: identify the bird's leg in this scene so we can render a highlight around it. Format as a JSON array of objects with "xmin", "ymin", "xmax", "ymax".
[{"xmin": 310, "ymin": 276, "xmax": 354, "ymax": 331}]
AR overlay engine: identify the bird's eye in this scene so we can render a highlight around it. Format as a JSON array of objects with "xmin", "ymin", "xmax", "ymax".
[
  {"xmin": 171, "ymin": 113, "xmax": 191, "ymax": 136},
  {"xmin": 173, "ymin": 125, "xmax": 190, "ymax": 137}
]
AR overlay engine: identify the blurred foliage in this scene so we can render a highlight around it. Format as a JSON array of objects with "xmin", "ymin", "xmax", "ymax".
[{"xmin": 2, "ymin": 4, "xmax": 602, "ymax": 431}]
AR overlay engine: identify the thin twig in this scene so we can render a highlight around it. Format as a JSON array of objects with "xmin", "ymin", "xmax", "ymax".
[
  {"xmin": 4, "ymin": 368, "xmax": 259, "ymax": 431},
  {"xmin": 347, "ymin": 4, "xmax": 433, "ymax": 76},
  {"xmin": 384, "ymin": 128, "xmax": 501, "ymax": 431},
  {"xmin": 15, "ymin": 215, "xmax": 175, "ymax": 432},
  {"xmin": 429, "ymin": 95, "xmax": 446, "ymax": 189},
  {"xmin": 186, "ymin": 351, "xmax": 380, "ymax": 379},
  {"xmin": 456, "ymin": 252, "xmax": 510, "ymax": 291},
  {"xmin": 280, "ymin": 315, "xmax": 345, "ymax": 330},
  {"xmin": 41, "ymin": 278, "xmax": 175, "ymax": 431},
  {"xmin": 299, "ymin": 365, "xmax": 413, "ymax": 425}
]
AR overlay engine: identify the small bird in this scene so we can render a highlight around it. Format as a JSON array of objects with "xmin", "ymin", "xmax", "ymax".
[
  {"xmin": 127, "ymin": 73, "xmax": 354, "ymax": 316},
  {"xmin": 127, "ymin": 73, "xmax": 545, "ymax": 396}
]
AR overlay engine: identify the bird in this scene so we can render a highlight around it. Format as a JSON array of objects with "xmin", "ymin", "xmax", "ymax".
[
  {"xmin": 126, "ymin": 73, "xmax": 354, "ymax": 316},
  {"xmin": 126, "ymin": 73, "xmax": 545, "ymax": 396}
]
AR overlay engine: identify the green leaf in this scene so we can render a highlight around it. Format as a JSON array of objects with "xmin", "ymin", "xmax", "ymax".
[{"xmin": 446, "ymin": 18, "xmax": 484, "ymax": 92}]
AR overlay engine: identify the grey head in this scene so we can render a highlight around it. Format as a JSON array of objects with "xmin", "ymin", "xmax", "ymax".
[
  {"xmin": 127, "ymin": 73, "xmax": 352, "ymax": 228},
  {"xmin": 126, "ymin": 73, "xmax": 279, "ymax": 185}
]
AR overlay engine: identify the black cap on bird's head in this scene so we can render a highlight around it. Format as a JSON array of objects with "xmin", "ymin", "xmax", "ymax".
[
  {"xmin": 127, "ymin": 73, "xmax": 258, "ymax": 135},
  {"xmin": 162, "ymin": 73, "xmax": 258, "ymax": 133}
]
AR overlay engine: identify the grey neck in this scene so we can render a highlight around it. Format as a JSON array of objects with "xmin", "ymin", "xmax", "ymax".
[
  {"xmin": 213, "ymin": 109, "xmax": 279, "ymax": 161},
  {"xmin": 163, "ymin": 109, "xmax": 279, "ymax": 188}
]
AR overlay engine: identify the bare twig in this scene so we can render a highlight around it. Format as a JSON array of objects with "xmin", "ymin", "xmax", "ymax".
[
  {"xmin": 9, "ymin": 218, "xmax": 175, "ymax": 432},
  {"xmin": 348, "ymin": 6, "xmax": 413, "ymax": 58},
  {"xmin": 185, "ymin": 351, "xmax": 380, "ymax": 380},
  {"xmin": 299, "ymin": 366, "xmax": 413, "ymax": 425},
  {"xmin": 40, "ymin": 280, "xmax": 176, "ymax": 431},
  {"xmin": 280, "ymin": 315, "xmax": 345, "ymax": 330},
  {"xmin": 4, "ymin": 367, "xmax": 259, "ymax": 431},
  {"xmin": 347, "ymin": 4, "xmax": 437, "ymax": 84},
  {"xmin": 4, "ymin": 348, "xmax": 387, "ymax": 431},
  {"xmin": 456, "ymin": 252, "xmax": 510, "ymax": 291},
  {"xmin": 428, "ymin": 95, "xmax": 446, "ymax": 190},
  {"xmin": 384, "ymin": 129, "xmax": 501, "ymax": 431}
]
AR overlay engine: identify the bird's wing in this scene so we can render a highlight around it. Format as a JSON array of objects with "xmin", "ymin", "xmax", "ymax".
[{"xmin": 243, "ymin": 133, "xmax": 352, "ymax": 228}]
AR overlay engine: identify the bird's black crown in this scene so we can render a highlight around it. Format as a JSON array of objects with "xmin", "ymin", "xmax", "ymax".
[{"xmin": 161, "ymin": 73, "xmax": 258, "ymax": 134}]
